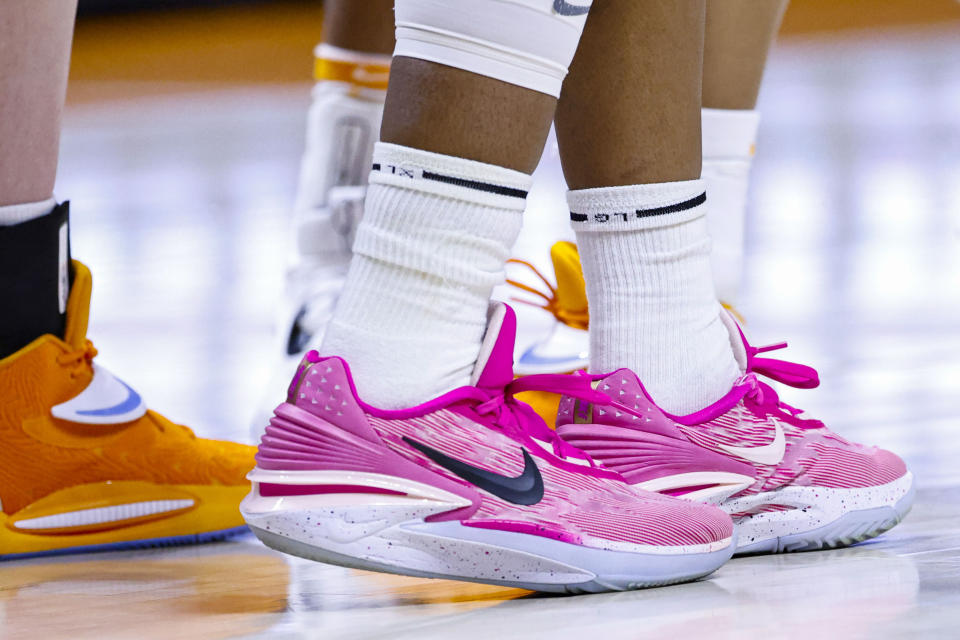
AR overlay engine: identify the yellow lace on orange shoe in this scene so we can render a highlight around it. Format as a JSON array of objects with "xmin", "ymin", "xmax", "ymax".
[
  {"xmin": 55, "ymin": 339, "xmax": 97, "ymax": 381},
  {"xmin": 506, "ymin": 243, "xmax": 590, "ymax": 426},
  {"xmin": 506, "ymin": 259, "xmax": 589, "ymax": 331}
]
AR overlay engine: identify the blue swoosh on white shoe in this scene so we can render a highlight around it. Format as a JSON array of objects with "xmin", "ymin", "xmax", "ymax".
[
  {"xmin": 517, "ymin": 345, "xmax": 585, "ymax": 368},
  {"xmin": 76, "ymin": 378, "xmax": 143, "ymax": 417},
  {"xmin": 51, "ymin": 363, "xmax": 148, "ymax": 425}
]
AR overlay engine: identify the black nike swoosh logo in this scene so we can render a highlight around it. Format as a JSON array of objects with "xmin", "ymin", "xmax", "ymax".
[
  {"xmin": 553, "ymin": 0, "xmax": 591, "ymax": 16},
  {"xmin": 402, "ymin": 437, "xmax": 544, "ymax": 505}
]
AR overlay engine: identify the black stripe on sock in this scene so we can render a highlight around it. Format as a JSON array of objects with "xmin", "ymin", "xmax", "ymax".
[
  {"xmin": 570, "ymin": 191, "xmax": 706, "ymax": 224},
  {"xmin": 422, "ymin": 171, "xmax": 528, "ymax": 199},
  {"xmin": 371, "ymin": 163, "xmax": 528, "ymax": 199}
]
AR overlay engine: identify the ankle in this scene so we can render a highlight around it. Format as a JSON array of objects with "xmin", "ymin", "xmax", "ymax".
[
  {"xmin": 0, "ymin": 200, "xmax": 70, "ymax": 358},
  {"xmin": 570, "ymin": 180, "xmax": 740, "ymax": 414},
  {"xmin": 321, "ymin": 144, "xmax": 530, "ymax": 408}
]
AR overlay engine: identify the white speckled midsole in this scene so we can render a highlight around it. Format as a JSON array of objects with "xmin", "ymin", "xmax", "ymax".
[
  {"xmin": 722, "ymin": 472, "xmax": 914, "ymax": 549},
  {"xmin": 240, "ymin": 468, "xmax": 734, "ymax": 590}
]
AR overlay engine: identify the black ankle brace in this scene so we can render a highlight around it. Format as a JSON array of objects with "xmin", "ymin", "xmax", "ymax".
[{"xmin": 0, "ymin": 201, "xmax": 72, "ymax": 358}]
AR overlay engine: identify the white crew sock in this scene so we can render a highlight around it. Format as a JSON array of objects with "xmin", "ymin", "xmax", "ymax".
[
  {"xmin": 702, "ymin": 108, "xmax": 760, "ymax": 306},
  {"xmin": 570, "ymin": 180, "xmax": 740, "ymax": 415},
  {"xmin": 0, "ymin": 197, "xmax": 56, "ymax": 226},
  {"xmin": 321, "ymin": 143, "xmax": 530, "ymax": 409}
]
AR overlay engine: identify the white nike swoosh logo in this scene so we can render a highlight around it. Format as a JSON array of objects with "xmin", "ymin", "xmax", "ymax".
[{"xmin": 718, "ymin": 422, "xmax": 786, "ymax": 465}]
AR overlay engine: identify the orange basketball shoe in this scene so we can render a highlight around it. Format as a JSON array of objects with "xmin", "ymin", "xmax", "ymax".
[{"xmin": 0, "ymin": 261, "xmax": 254, "ymax": 560}]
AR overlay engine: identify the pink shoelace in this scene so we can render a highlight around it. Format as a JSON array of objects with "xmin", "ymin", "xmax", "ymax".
[
  {"xmin": 461, "ymin": 336, "xmax": 825, "ymax": 459},
  {"xmin": 468, "ymin": 373, "xmax": 609, "ymax": 464},
  {"xmin": 746, "ymin": 341, "xmax": 820, "ymax": 389},
  {"xmin": 742, "ymin": 340, "xmax": 823, "ymax": 427}
]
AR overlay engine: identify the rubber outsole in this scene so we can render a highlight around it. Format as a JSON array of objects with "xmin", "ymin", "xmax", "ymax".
[
  {"xmin": 735, "ymin": 480, "xmax": 915, "ymax": 555},
  {"xmin": 248, "ymin": 523, "xmax": 734, "ymax": 594},
  {"xmin": 0, "ymin": 525, "xmax": 250, "ymax": 562}
]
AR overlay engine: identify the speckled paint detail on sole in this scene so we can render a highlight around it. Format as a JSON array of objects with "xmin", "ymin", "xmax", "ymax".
[
  {"xmin": 727, "ymin": 472, "xmax": 914, "ymax": 554},
  {"xmin": 241, "ymin": 483, "xmax": 735, "ymax": 593},
  {"xmin": 247, "ymin": 520, "xmax": 735, "ymax": 594}
]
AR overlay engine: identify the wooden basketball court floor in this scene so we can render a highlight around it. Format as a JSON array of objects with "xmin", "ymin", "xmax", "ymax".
[{"xmin": 2, "ymin": 5, "xmax": 960, "ymax": 639}]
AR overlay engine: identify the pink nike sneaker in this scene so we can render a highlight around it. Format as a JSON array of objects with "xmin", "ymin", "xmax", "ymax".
[
  {"xmin": 556, "ymin": 313, "xmax": 914, "ymax": 555},
  {"xmin": 241, "ymin": 305, "xmax": 735, "ymax": 593}
]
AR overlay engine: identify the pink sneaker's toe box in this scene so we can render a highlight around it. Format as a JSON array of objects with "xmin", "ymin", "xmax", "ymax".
[
  {"xmin": 654, "ymin": 497, "xmax": 737, "ymax": 549},
  {"xmin": 564, "ymin": 490, "xmax": 735, "ymax": 551},
  {"xmin": 800, "ymin": 439, "xmax": 908, "ymax": 489}
]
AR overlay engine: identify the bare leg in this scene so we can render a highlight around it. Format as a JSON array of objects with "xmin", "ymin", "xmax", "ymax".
[
  {"xmin": 323, "ymin": 0, "xmax": 586, "ymax": 406},
  {"xmin": 555, "ymin": 0, "xmax": 741, "ymax": 414},
  {"xmin": 556, "ymin": 0, "xmax": 704, "ymax": 189},
  {"xmin": 0, "ymin": 0, "xmax": 77, "ymax": 206},
  {"xmin": 701, "ymin": 0, "xmax": 789, "ymax": 304},
  {"xmin": 703, "ymin": 0, "xmax": 789, "ymax": 110},
  {"xmin": 322, "ymin": 0, "xmax": 395, "ymax": 55},
  {"xmin": 0, "ymin": 5, "xmax": 258, "ymax": 560},
  {"xmin": 0, "ymin": 0, "xmax": 77, "ymax": 357},
  {"xmin": 299, "ymin": 0, "xmax": 395, "ymax": 219},
  {"xmin": 324, "ymin": 58, "xmax": 558, "ymax": 405},
  {"xmin": 381, "ymin": 59, "xmax": 556, "ymax": 174}
]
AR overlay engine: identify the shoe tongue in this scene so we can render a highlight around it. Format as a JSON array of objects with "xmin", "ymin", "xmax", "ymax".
[
  {"xmin": 63, "ymin": 260, "xmax": 92, "ymax": 349},
  {"xmin": 719, "ymin": 307, "xmax": 749, "ymax": 373},
  {"xmin": 552, "ymin": 242, "xmax": 588, "ymax": 316},
  {"xmin": 470, "ymin": 303, "xmax": 517, "ymax": 389}
]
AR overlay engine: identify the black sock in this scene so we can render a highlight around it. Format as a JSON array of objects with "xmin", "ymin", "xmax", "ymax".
[{"xmin": 0, "ymin": 201, "xmax": 72, "ymax": 359}]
